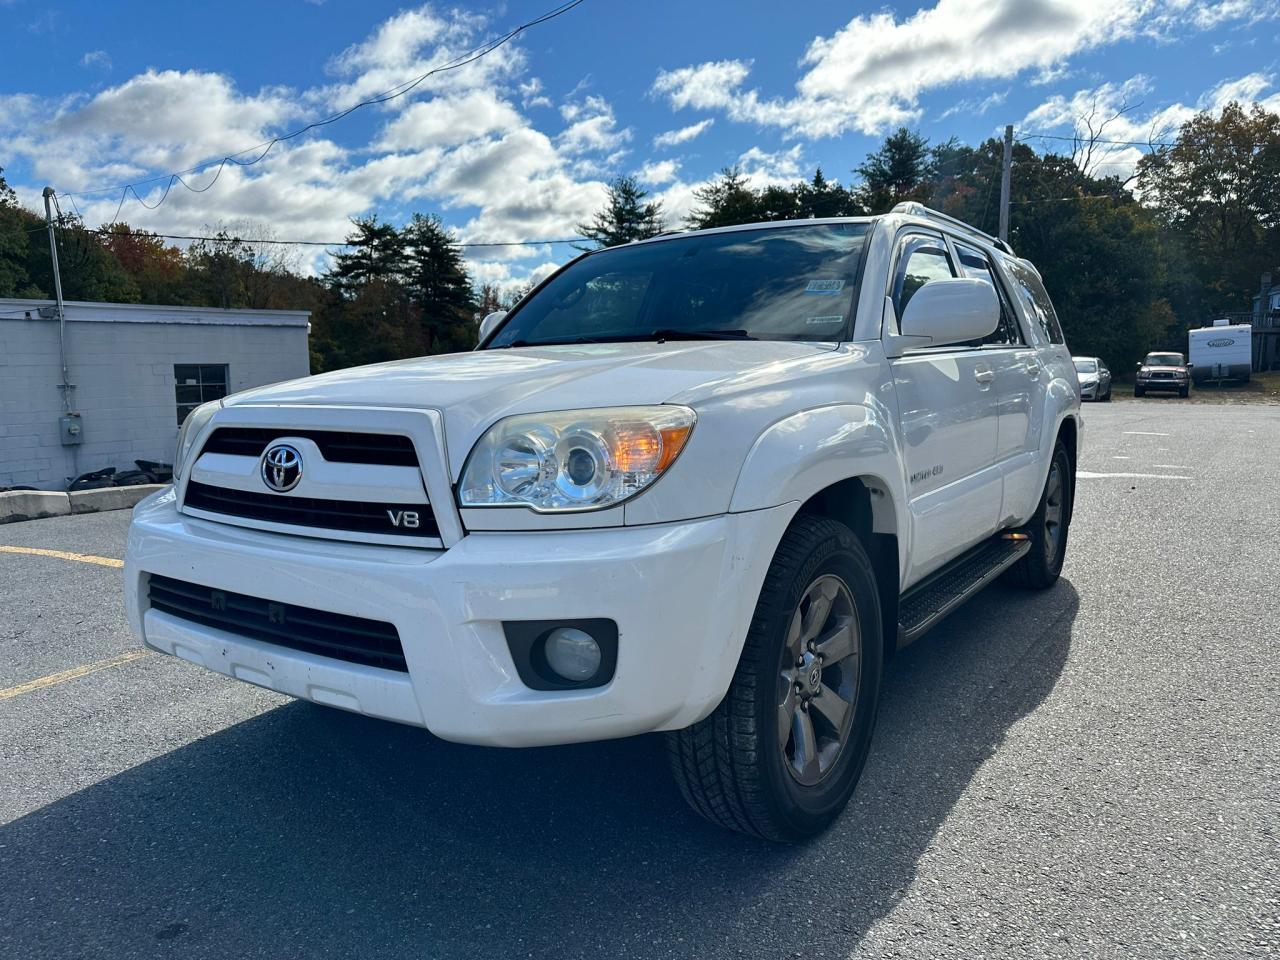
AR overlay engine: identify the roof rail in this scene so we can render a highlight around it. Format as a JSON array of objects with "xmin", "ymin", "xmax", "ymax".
[{"xmin": 890, "ymin": 201, "xmax": 1014, "ymax": 255}]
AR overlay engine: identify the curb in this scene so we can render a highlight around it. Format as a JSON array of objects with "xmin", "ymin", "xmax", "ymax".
[{"xmin": 0, "ymin": 485, "xmax": 167, "ymax": 524}]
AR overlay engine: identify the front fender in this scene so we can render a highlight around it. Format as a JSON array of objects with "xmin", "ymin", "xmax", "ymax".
[{"xmin": 729, "ymin": 403, "xmax": 909, "ymax": 579}]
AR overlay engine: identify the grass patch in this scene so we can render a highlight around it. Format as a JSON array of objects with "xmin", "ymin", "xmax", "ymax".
[{"xmin": 1112, "ymin": 370, "xmax": 1280, "ymax": 404}]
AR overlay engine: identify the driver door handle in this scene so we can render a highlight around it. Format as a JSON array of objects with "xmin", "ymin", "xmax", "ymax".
[
  {"xmin": 1025, "ymin": 360, "xmax": 1041, "ymax": 378},
  {"xmin": 974, "ymin": 367, "xmax": 995, "ymax": 385}
]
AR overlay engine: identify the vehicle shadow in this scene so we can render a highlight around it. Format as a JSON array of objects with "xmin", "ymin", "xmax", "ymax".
[{"xmin": 1, "ymin": 581, "xmax": 1078, "ymax": 960}]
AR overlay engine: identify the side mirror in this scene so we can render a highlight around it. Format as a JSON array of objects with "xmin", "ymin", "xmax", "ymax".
[
  {"xmin": 478, "ymin": 310, "xmax": 507, "ymax": 342},
  {"xmin": 898, "ymin": 278, "xmax": 998, "ymax": 347},
  {"xmin": 1136, "ymin": 362, "xmax": 1143, "ymax": 369}
]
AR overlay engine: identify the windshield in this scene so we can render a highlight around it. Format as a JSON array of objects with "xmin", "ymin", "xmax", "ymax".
[
  {"xmin": 1074, "ymin": 359, "xmax": 1098, "ymax": 373},
  {"xmin": 1145, "ymin": 353, "xmax": 1184, "ymax": 366},
  {"xmin": 486, "ymin": 222, "xmax": 870, "ymax": 348}
]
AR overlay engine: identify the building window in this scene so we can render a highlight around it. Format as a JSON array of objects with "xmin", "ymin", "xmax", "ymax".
[{"xmin": 175, "ymin": 364, "xmax": 228, "ymax": 425}]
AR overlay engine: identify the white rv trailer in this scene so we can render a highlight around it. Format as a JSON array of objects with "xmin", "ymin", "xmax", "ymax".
[{"xmin": 1189, "ymin": 320, "xmax": 1252, "ymax": 384}]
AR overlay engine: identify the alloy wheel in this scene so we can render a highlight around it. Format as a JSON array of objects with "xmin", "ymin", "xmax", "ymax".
[
  {"xmin": 777, "ymin": 574, "xmax": 861, "ymax": 786},
  {"xmin": 1044, "ymin": 460, "xmax": 1065, "ymax": 563}
]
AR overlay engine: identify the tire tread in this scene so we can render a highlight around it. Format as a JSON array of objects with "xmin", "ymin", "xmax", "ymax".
[{"xmin": 666, "ymin": 515, "xmax": 874, "ymax": 841}]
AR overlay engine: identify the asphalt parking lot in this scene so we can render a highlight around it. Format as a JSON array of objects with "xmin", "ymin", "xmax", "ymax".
[{"xmin": 2, "ymin": 402, "xmax": 1277, "ymax": 960}]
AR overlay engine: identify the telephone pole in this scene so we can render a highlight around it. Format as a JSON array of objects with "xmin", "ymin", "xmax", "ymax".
[
  {"xmin": 42, "ymin": 186, "xmax": 74, "ymax": 413},
  {"xmin": 998, "ymin": 124, "xmax": 1013, "ymax": 244}
]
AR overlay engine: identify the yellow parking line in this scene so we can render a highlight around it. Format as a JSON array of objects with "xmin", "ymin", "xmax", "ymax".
[
  {"xmin": 0, "ymin": 649, "xmax": 152, "ymax": 701},
  {"xmin": 0, "ymin": 545, "xmax": 124, "ymax": 568}
]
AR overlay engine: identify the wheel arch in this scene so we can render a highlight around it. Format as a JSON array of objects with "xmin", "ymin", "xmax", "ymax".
[{"xmin": 727, "ymin": 403, "xmax": 909, "ymax": 663}]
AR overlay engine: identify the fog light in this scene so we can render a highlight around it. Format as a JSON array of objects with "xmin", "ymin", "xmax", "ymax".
[{"xmin": 543, "ymin": 627, "xmax": 602, "ymax": 682}]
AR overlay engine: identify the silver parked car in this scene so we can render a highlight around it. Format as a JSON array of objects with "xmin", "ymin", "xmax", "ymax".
[{"xmin": 1073, "ymin": 356, "xmax": 1112, "ymax": 402}]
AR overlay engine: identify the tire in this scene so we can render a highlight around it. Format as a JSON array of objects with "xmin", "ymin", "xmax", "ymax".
[
  {"xmin": 1103, "ymin": 386, "xmax": 1112, "ymax": 402},
  {"xmin": 1134, "ymin": 387, "xmax": 1145, "ymax": 398},
  {"xmin": 666, "ymin": 515, "xmax": 883, "ymax": 842},
  {"xmin": 1006, "ymin": 440, "xmax": 1072, "ymax": 590},
  {"xmin": 1179, "ymin": 386, "xmax": 1189, "ymax": 398}
]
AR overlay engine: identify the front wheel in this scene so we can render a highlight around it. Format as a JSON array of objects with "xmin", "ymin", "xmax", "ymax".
[
  {"xmin": 666, "ymin": 516, "xmax": 883, "ymax": 841},
  {"xmin": 1179, "ymin": 386, "xmax": 1189, "ymax": 398},
  {"xmin": 1006, "ymin": 440, "xmax": 1072, "ymax": 590},
  {"xmin": 1134, "ymin": 387, "xmax": 1145, "ymax": 398}
]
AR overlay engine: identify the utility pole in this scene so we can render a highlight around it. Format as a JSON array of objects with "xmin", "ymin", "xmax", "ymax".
[
  {"xmin": 43, "ymin": 185, "xmax": 74, "ymax": 414},
  {"xmin": 998, "ymin": 124, "xmax": 1013, "ymax": 244}
]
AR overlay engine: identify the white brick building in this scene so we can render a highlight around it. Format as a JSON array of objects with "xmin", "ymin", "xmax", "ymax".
[{"xmin": 1, "ymin": 298, "xmax": 310, "ymax": 490}]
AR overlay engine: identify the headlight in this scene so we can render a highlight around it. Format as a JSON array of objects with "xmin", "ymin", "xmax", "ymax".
[
  {"xmin": 459, "ymin": 405, "xmax": 696, "ymax": 512},
  {"xmin": 173, "ymin": 400, "xmax": 221, "ymax": 477}
]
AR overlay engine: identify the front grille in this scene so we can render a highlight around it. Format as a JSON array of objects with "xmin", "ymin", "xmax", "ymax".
[
  {"xmin": 184, "ymin": 481, "xmax": 439, "ymax": 538},
  {"xmin": 148, "ymin": 575, "xmax": 407, "ymax": 671},
  {"xmin": 200, "ymin": 427, "xmax": 418, "ymax": 466}
]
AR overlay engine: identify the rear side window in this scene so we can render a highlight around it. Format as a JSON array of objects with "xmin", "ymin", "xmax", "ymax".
[
  {"xmin": 892, "ymin": 234, "xmax": 954, "ymax": 318},
  {"xmin": 1005, "ymin": 258, "xmax": 1065, "ymax": 344},
  {"xmin": 953, "ymin": 241, "xmax": 1023, "ymax": 346}
]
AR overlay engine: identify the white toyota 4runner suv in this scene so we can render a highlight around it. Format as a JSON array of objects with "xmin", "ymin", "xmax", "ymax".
[{"xmin": 125, "ymin": 203, "xmax": 1080, "ymax": 841}]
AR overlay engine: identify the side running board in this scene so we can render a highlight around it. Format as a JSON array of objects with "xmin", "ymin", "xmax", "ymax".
[{"xmin": 897, "ymin": 534, "xmax": 1031, "ymax": 647}]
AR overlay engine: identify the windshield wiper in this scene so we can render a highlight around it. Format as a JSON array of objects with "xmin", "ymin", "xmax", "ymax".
[
  {"xmin": 646, "ymin": 328, "xmax": 757, "ymax": 342},
  {"xmin": 496, "ymin": 336, "xmax": 605, "ymax": 348}
]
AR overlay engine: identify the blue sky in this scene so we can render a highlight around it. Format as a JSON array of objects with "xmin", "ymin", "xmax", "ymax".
[{"xmin": 2, "ymin": 0, "xmax": 1277, "ymax": 290}]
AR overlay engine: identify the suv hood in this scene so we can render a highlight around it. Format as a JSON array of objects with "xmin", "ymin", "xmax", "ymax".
[{"xmin": 227, "ymin": 340, "xmax": 836, "ymax": 459}]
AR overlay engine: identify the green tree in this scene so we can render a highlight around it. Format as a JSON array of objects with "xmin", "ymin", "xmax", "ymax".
[
  {"xmin": 577, "ymin": 176, "xmax": 665, "ymax": 248},
  {"xmin": 401, "ymin": 213, "xmax": 476, "ymax": 353},
  {"xmin": 329, "ymin": 217, "xmax": 407, "ymax": 297},
  {"xmin": 686, "ymin": 167, "xmax": 761, "ymax": 229},
  {"xmin": 100, "ymin": 224, "xmax": 187, "ymax": 304},
  {"xmin": 794, "ymin": 168, "xmax": 864, "ymax": 219},
  {"xmin": 23, "ymin": 213, "xmax": 139, "ymax": 303},
  {"xmin": 1137, "ymin": 101, "xmax": 1280, "ymax": 318},
  {"xmin": 0, "ymin": 167, "xmax": 38, "ymax": 298},
  {"xmin": 855, "ymin": 127, "xmax": 934, "ymax": 212}
]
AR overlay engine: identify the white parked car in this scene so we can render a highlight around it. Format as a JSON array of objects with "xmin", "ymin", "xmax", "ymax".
[
  {"xmin": 125, "ymin": 203, "xmax": 1081, "ymax": 841},
  {"xmin": 1073, "ymin": 356, "xmax": 1112, "ymax": 401}
]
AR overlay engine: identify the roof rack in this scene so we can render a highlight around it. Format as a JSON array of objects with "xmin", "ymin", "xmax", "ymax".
[{"xmin": 890, "ymin": 201, "xmax": 1014, "ymax": 255}]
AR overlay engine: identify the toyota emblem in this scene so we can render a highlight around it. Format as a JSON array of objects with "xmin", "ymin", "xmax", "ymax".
[{"xmin": 261, "ymin": 443, "xmax": 303, "ymax": 492}]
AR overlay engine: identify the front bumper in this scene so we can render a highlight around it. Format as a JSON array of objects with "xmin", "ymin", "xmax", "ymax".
[
  {"xmin": 125, "ymin": 488, "xmax": 794, "ymax": 747},
  {"xmin": 1137, "ymin": 380, "xmax": 1187, "ymax": 392}
]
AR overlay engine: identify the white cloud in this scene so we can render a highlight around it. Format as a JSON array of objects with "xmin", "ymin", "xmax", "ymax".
[
  {"xmin": 938, "ymin": 90, "xmax": 1008, "ymax": 121},
  {"xmin": 652, "ymin": 118, "xmax": 713, "ymax": 148},
  {"xmin": 652, "ymin": 0, "xmax": 1276, "ymax": 138},
  {"xmin": 556, "ymin": 94, "xmax": 631, "ymax": 155},
  {"xmin": 0, "ymin": 5, "xmax": 628, "ymax": 286},
  {"xmin": 81, "ymin": 50, "xmax": 111, "ymax": 72},
  {"xmin": 1020, "ymin": 71, "xmax": 1280, "ymax": 179},
  {"xmin": 636, "ymin": 158, "xmax": 679, "ymax": 185}
]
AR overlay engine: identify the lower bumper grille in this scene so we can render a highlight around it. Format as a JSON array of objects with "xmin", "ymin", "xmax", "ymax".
[
  {"xmin": 183, "ymin": 481, "xmax": 439, "ymax": 538},
  {"xmin": 148, "ymin": 574, "xmax": 407, "ymax": 672}
]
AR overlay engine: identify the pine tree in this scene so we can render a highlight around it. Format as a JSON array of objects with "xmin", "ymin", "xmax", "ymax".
[
  {"xmin": 401, "ymin": 213, "xmax": 477, "ymax": 353},
  {"xmin": 330, "ymin": 218, "xmax": 406, "ymax": 297},
  {"xmin": 856, "ymin": 128, "xmax": 935, "ymax": 212},
  {"xmin": 685, "ymin": 167, "xmax": 761, "ymax": 229},
  {"xmin": 577, "ymin": 176, "xmax": 665, "ymax": 248}
]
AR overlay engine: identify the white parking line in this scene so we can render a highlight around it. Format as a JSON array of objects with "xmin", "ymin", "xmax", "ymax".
[
  {"xmin": 1123, "ymin": 431, "xmax": 1171, "ymax": 437},
  {"xmin": 1077, "ymin": 471, "xmax": 1191, "ymax": 480},
  {"xmin": 1151, "ymin": 464, "xmax": 1187, "ymax": 469}
]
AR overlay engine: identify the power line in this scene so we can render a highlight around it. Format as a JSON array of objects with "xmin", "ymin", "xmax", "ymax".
[
  {"xmin": 1010, "ymin": 195, "xmax": 1121, "ymax": 204},
  {"xmin": 83, "ymin": 228, "xmax": 587, "ymax": 248},
  {"xmin": 61, "ymin": 0, "xmax": 587, "ymax": 220},
  {"xmin": 1018, "ymin": 131, "xmax": 1177, "ymax": 148}
]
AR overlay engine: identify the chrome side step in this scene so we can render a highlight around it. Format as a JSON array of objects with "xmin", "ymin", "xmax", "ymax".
[{"xmin": 897, "ymin": 534, "xmax": 1031, "ymax": 647}]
